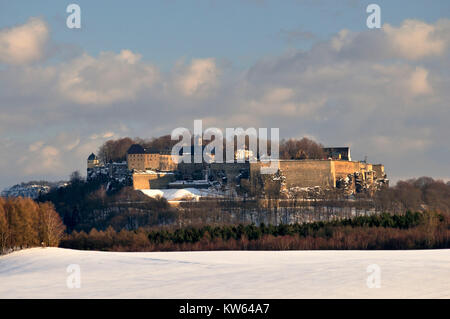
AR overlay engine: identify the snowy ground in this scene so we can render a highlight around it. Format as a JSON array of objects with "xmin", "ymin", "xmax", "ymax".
[
  {"xmin": 1, "ymin": 248, "xmax": 449, "ymax": 298},
  {"xmin": 139, "ymin": 188, "xmax": 226, "ymax": 201}
]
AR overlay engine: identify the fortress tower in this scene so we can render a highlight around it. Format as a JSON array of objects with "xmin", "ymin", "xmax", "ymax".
[{"xmin": 87, "ymin": 153, "xmax": 100, "ymax": 169}]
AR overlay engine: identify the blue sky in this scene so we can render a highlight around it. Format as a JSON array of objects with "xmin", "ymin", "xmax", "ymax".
[
  {"xmin": 0, "ymin": 1, "xmax": 449, "ymax": 189},
  {"xmin": 1, "ymin": 0, "xmax": 449, "ymax": 70}
]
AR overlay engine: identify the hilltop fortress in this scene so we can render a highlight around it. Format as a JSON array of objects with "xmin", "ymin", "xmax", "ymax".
[{"xmin": 87, "ymin": 144, "xmax": 388, "ymax": 197}]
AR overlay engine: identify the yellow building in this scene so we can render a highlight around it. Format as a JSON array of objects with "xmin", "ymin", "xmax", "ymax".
[{"xmin": 127, "ymin": 144, "xmax": 179, "ymax": 172}]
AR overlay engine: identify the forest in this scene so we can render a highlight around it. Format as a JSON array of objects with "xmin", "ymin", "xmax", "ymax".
[
  {"xmin": 0, "ymin": 197, "xmax": 65, "ymax": 254},
  {"xmin": 1, "ymin": 176, "xmax": 449, "ymax": 253},
  {"xmin": 55, "ymin": 175, "xmax": 450, "ymax": 252},
  {"xmin": 35, "ymin": 172, "xmax": 450, "ymax": 231},
  {"xmin": 60, "ymin": 211, "xmax": 450, "ymax": 251}
]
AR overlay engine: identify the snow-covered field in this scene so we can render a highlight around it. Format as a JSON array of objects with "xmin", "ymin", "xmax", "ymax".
[{"xmin": 1, "ymin": 248, "xmax": 449, "ymax": 298}]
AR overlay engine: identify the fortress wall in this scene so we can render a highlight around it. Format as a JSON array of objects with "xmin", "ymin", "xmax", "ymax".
[
  {"xmin": 249, "ymin": 160, "xmax": 383, "ymax": 190},
  {"xmin": 279, "ymin": 160, "xmax": 335, "ymax": 188},
  {"xmin": 149, "ymin": 174, "xmax": 176, "ymax": 189},
  {"xmin": 249, "ymin": 160, "xmax": 335, "ymax": 189},
  {"xmin": 133, "ymin": 173, "xmax": 175, "ymax": 189},
  {"xmin": 372, "ymin": 164, "xmax": 385, "ymax": 179},
  {"xmin": 178, "ymin": 162, "xmax": 204, "ymax": 176},
  {"xmin": 133, "ymin": 174, "xmax": 151, "ymax": 189},
  {"xmin": 333, "ymin": 161, "xmax": 361, "ymax": 179},
  {"xmin": 210, "ymin": 162, "xmax": 250, "ymax": 180}
]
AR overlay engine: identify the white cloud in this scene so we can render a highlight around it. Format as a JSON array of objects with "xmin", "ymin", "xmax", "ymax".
[
  {"xmin": 64, "ymin": 138, "xmax": 80, "ymax": 151},
  {"xmin": 22, "ymin": 144, "xmax": 62, "ymax": 175},
  {"xmin": 370, "ymin": 64, "xmax": 433, "ymax": 98},
  {"xmin": 89, "ymin": 132, "xmax": 116, "ymax": 140},
  {"xmin": 264, "ymin": 88, "xmax": 294, "ymax": 103},
  {"xmin": 384, "ymin": 19, "xmax": 448, "ymax": 60},
  {"xmin": 372, "ymin": 135, "xmax": 431, "ymax": 153},
  {"xmin": 58, "ymin": 50, "xmax": 159, "ymax": 105},
  {"xmin": 331, "ymin": 29, "xmax": 352, "ymax": 52},
  {"xmin": 4, "ymin": 132, "xmax": 120, "ymax": 181},
  {"xmin": 175, "ymin": 58, "xmax": 219, "ymax": 97},
  {"xmin": 0, "ymin": 17, "xmax": 49, "ymax": 65},
  {"xmin": 408, "ymin": 66, "xmax": 432, "ymax": 96},
  {"xmin": 28, "ymin": 141, "xmax": 44, "ymax": 152},
  {"xmin": 245, "ymin": 88, "xmax": 326, "ymax": 117}
]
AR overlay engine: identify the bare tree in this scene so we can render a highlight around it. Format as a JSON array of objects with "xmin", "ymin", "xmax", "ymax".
[
  {"xmin": 0, "ymin": 198, "xmax": 10, "ymax": 253},
  {"xmin": 38, "ymin": 202, "xmax": 66, "ymax": 246},
  {"xmin": 280, "ymin": 137, "xmax": 325, "ymax": 160}
]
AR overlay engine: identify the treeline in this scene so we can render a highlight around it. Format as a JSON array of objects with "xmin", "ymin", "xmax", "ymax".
[
  {"xmin": 36, "ymin": 172, "xmax": 450, "ymax": 235},
  {"xmin": 279, "ymin": 137, "xmax": 325, "ymax": 160},
  {"xmin": 97, "ymin": 135, "xmax": 326, "ymax": 163},
  {"xmin": 374, "ymin": 177, "xmax": 450, "ymax": 214},
  {"xmin": 60, "ymin": 211, "xmax": 450, "ymax": 251},
  {"xmin": 147, "ymin": 211, "xmax": 426, "ymax": 243},
  {"xmin": 38, "ymin": 174, "xmax": 175, "ymax": 233},
  {"xmin": 0, "ymin": 197, "xmax": 65, "ymax": 254}
]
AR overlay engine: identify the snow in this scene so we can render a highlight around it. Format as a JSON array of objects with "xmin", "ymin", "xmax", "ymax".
[
  {"xmin": 139, "ymin": 188, "xmax": 202, "ymax": 201},
  {"xmin": 139, "ymin": 188, "xmax": 224, "ymax": 201},
  {"xmin": 1, "ymin": 248, "xmax": 450, "ymax": 298},
  {"xmin": 1, "ymin": 184, "xmax": 51, "ymax": 199},
  {"xmin": 134, "ymin": 170, "xmax": 174, "ymax": 175},
  {"xmin": 170, "ymin": 180, "xmax": 209, "ymax": 185}
]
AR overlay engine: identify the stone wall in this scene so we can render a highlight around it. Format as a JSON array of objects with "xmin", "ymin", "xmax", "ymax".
[
  {"xmin": 333, "ymin": 161, "xmax": 361, "ymax": 179},
  {"xmin": 249, "ymin": 160, "xmax": 386, "ymax": 193},
  {"xmin": 210, "ymin": 162, "xmax": 250, "ymax": 182},
  {"xmin": 249, "ymin": 160, "xmax": 335, "ymax": 191},
  {"xmin": 372, "ymin": 164, "xmax": 385, "ymax": 179},
  {"xmin": 279, "ymin": 160, "xmax": 335, "ymax": 188},
  {"xmin": 132, "ymin": 172, "xmax": 175, "ymax": 189},
  {"xmin": 178, "ymin": 162, "xmax": 205, "ymax": 179}
]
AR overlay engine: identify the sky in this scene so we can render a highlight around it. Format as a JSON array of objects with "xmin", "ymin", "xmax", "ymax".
[{"xmin": 0, "ymin": 0, "xmax": 449, "ymax": 189}]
